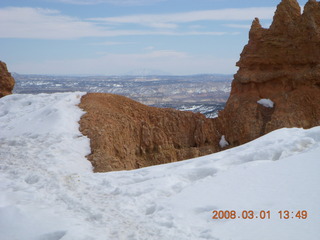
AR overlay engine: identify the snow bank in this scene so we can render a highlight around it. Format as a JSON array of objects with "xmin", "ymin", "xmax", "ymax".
[
  {"xmin": 1, "ymin": 93, "xmax": 320, "ymax": 240},
  {"xmin": 0, "ymin": 92, "xmax": 92, "ymax": 174},
  {"xmin": 219, "ymin": 135, "xmax": 229, "ymax": 148},
  {"xmin": 257, "ymin": 98, "xmax": 274, "ymax": 108}
]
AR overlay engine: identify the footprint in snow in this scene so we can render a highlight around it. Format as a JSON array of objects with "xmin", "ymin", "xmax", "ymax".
[{"xmin": 36, "ymin": 231, "xmax": 67, "ymax": 240}]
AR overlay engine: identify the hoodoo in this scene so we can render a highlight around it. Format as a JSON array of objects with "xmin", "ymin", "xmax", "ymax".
[
  {"xmin": 0, "ymin": 61, "xmax": 15, "ymax": 98},
  {"xmin": 217, "ymin": 0, "xmax": 320, "ymax": 147}
]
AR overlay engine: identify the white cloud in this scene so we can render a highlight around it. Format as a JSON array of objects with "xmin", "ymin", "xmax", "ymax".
[
  {"xmin": 90, "ymin": 41, "xmax": 135, "ymax": 46},
  {"xmin": 0, "ymin": 7, "xmax": 107, "ymax": 39},
  {"xmin": 224, "ymin": 24, "xmax": 251, "ymax": 29},
  {"xmin": 89, "ymin": 7, "xmax": 275, "ymax": 26},
  {"xmin": 0, "ymin": 7, "xmax": 240, "ymax": 39},
  {"xmin": 144, "ymin": 46, "xmax": 155, "ymax": 51},
  {"xmin": 189, "ymin": 25, "xmax": 206, "ymax": 30},
  {"xmin": 12, "ymin": 50, "xmax": 237, "ymax": 75},
  {"xmin": 54, "ymin": 0, "xmax": 166, "ymax": 6},
  {"xmin": 146, "ymin": 22, "xmax": 178, "ymax": 29}
]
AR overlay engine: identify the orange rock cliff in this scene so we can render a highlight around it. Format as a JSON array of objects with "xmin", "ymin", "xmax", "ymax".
[
  {"xmin": 0, "ymin": 61, "xmax": 15, "ymax": 98},
  {"xmin": 79, "ymin": 93, "xmax": 220, "ymax": 172}
]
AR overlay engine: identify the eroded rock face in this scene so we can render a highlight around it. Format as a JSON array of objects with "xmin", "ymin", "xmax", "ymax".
[
  {"xmin": 0, "ymin": 61, "xmax": 15, "ymax": 97},
  {"xmin": 79, "ymin": 93, "xmax": 220, "ymax": 172},
  {"xmin": 218, "ymin": 0, "xmax": 320, "ymax": 147}
]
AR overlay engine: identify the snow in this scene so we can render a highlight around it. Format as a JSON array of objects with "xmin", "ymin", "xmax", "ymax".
[
  {"xmin": 1, "ymin": 92, "xmax": 320, "ymax": 240},
  {"xmin": 219, "ymin": 135, "xmax": 229, "ymax": 148},
  {"xmin": 257, "ymin": 98, "xmax": 274, "ymax": 108}
]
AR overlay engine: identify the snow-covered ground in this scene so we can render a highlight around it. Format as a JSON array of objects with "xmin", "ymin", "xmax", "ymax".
[{"xmin": 0, "ymin": 92, "xmax": 319, "ymax": 240}]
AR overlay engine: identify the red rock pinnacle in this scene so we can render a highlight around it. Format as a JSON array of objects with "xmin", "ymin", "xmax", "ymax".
[{"xmin": 0, "ymin": 61, "xmax": 15, "ymax": 98}]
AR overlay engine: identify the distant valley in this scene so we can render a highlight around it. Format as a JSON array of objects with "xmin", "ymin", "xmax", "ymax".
[{"xmin": 13, "ymin": 73, "xmax": 232, "ymax": 118}]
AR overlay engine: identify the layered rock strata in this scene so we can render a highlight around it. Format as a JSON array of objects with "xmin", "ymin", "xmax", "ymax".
[{"xmin": 0, "ymin": 61, "xmax": 15, "ymax": 97}]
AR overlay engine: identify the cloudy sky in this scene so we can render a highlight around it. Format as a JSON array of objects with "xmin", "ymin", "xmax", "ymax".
[{"xmin": 0, "ymin": 0, "xmax": 308, "ymax": 75}]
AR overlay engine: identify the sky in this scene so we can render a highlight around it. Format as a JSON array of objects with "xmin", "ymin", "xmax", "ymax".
[{"xmin": 0, "ymin": 0, "xmax": 308, "ymax": 75}]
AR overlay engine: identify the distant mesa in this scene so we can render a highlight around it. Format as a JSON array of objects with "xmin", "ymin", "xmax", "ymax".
[
  {"xmin": 79, "ymin": 0, "xmax": 320, "ymax": 172},
  {"xmin": 125, "ymin": 68, "xmax": 171, "ymax": 76},
  {"xmin": 0, "ymin": 61, "xmax": 15, "ymax": 98}
]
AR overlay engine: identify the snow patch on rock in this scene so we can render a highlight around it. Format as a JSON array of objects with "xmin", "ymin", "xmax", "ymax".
[
  {"xmin": 257, "ymin": 98, "xmax": 274, "ymax": 108},
  {"xmin": 219, "ymin": 135, "xmax": 229, "ymax": 148}
]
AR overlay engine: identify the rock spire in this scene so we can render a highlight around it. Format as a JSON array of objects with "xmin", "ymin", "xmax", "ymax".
[
  {"xmin": 0, "ymin": 61, "xmax": 15, "ymax": 98},
  {"xmin": 217, "ymin": 0, "xmax": 320, "ymax": 147}
]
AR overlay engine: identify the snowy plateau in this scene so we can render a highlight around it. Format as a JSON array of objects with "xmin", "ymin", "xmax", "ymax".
[{"xmin": 0, "ymin": 92, "xmax": 320, "ymax": 240}]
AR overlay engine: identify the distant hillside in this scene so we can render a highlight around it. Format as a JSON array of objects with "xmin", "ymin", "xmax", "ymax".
[{"xmin": 13, "ymin": 73, "xmax": 232, "ymax": 117}]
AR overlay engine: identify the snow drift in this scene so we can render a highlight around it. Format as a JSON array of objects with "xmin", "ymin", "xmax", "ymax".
[{"xmin": 0, "ymin": 92, "xmax": 319, "ymax": 240}]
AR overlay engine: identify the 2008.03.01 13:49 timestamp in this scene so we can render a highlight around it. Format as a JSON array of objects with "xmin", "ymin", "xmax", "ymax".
[{"xmin": 212, "ymin": 210, "xmax": 308, "ymax": 220}]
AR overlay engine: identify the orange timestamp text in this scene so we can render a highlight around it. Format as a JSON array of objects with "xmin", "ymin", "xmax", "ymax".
[{"xmin": 212, "ymin": 210, "xmax": 308, "ymax": 220}]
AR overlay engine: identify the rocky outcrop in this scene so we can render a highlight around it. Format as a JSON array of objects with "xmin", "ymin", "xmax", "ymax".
[
  {"xmin": 217, "ymin": 0, "xmax": 320, "ymax": 147},
  {"xmin": 79, "ymin": 0, "xmax": 320, "ymax": 172},
  {"xmin": 79, "ymin": 93, "xmax": 220, "ymax": 172},
  {"xmin": 0, "ymin": 61, "xmax": 15, "ymax": 97}
]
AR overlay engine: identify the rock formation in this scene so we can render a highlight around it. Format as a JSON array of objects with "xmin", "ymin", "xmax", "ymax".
[
  {"xmin": 80, "ymin": 93, "xmax": 220, "ymax": 172},
  {"xmin": 79, "ymin": 0, "xmax": 320, "ymax": 172},
  {"xmin": 217, "ymin": 0, "xmax": 320, "ymax": 147},
  {"xmin": 0, "ymin": 61, "xmax": 15, "ymax": 97}
]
